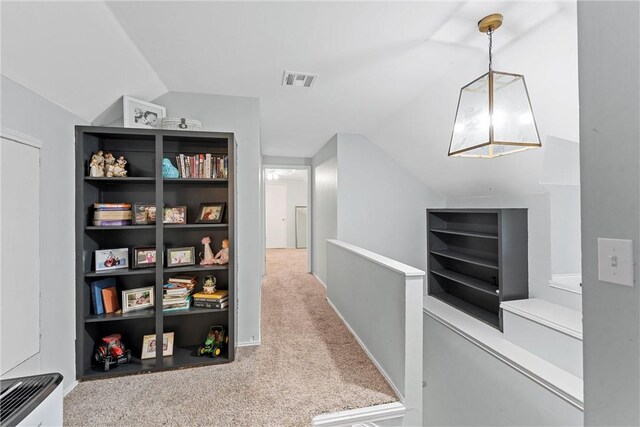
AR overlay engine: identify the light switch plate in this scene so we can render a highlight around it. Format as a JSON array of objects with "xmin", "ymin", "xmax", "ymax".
[{"xmin": 597, "ymin": 238, "xmax": 634, "ymax": 287}]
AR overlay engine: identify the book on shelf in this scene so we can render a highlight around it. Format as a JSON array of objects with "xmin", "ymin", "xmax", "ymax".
[
  {"xmin": 174, "ymin": 154, "xmax": 228, "ymax": 179},
  {"xmin": 94, "ymin": 210, "xmax": 132, "ymax": 220},
  {"xmin": 167, "ymin": 274, "xmax": 197, "ymax": 289},
  {"xmin": 193, "ymin": 299, "xmax": 228, "ymax": 310},
  {"xmin": 90, "ymin": 278, "xmax": 116, "ymax": 315},
  {"xmin": 193, "ymin": 290, "xmax": 228, "ymax": 300},
  {"xmin": 92, "ymin": 220, "xmax": 133, "ymax": 226},
  {"xmin": 94, "ymin": 203, "xmax": 132, "ymax": 210},
  {"xmin": 101, "ymin": 286, "xmax": 120, "ymax": 313}
]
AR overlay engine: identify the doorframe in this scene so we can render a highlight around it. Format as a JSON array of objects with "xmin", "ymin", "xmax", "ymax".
[{"xmin": 261, "ymin": 164, "xmax": 312, "ymax": 274}]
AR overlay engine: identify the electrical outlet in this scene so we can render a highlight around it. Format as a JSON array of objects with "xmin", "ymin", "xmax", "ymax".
[{"xmin": 598, "ymin": 238, "xmax": 634, "ymax": 287}]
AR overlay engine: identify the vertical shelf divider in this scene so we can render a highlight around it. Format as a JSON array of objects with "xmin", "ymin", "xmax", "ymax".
[{"xmin": 155, "ymin": 133, "xmax": 164, "ymax": 367}]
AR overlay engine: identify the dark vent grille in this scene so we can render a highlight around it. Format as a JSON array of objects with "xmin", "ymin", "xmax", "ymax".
[
  {"xmin": 0, "ymin": 373, "xmax": 62, "ymax": 426},
  {"xmin": 282, "ymin": 71, "xmax": 318, "ymax": 88}
]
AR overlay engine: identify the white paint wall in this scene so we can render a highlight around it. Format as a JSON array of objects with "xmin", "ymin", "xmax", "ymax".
[
  {"xmin": 311, "ymin": 136, "xmax": 338, "ymax": 284},
  {"xmin": 578, "ymin": 2, "xmax": 640, "ymax": 425},
  {"xmin": 1, "ymin": 75, "xmax": 88, "ymax": 393}
]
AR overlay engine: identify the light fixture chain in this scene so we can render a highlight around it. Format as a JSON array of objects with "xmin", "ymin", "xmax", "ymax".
[{"xmin": 487, "ymin": 28, "xmax": 493, "ymax": 71}]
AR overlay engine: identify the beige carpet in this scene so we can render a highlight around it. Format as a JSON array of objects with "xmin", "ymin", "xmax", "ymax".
[{"xmin": 64, "ymin": 248, "xmax": 396, "ymax": 426}]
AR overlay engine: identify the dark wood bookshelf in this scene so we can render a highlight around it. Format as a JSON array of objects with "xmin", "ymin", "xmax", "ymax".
[
  {"xmin": 427, "ymin": 209, "xmax": 528, "ymax": 331},
  {"xmin": 76, "ymin": 126, "xmax": 235, "ymax": 380}
]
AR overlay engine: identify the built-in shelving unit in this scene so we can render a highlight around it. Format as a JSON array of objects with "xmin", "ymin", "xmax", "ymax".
[
  {"xmin": 427, "ymin": 209, "xmax": 528, "ymax": 330},
  {"xmin": 75, "ymin": 126, "xmax": 235, "ymax": 380}
]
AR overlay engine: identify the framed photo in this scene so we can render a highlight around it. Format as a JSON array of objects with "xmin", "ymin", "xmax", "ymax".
[
  {"xmin": 196, "ymin": 202, "xmax": 226, "ymax": 224},
  {"xmin": 133, "ymin": 203, "xmax": 156, "ymax": 225},
  {"xmin": 95, "ymin": 248, "xmax": 129, "ymax": 272},
  {"xmin": 122, "ymin": 286, "xmax": 154, "ymax": 313},
  {"xmin": 123, "ymin": 96, "xmax": 166, "ymax": 129},
  {"xmin": 167, "ymin": 247, "xmax": 195, "ymax": 268},
  {"xmin": 141, "ymin": 332, "xmax": 175, "ymax": 359},
  {"xmin": 132, "ymin": 247, "xmax": 157, "ymax": 269},
  {"xmin": 163, "ymin": 206, "xmax": 187, "ymax": 224}
]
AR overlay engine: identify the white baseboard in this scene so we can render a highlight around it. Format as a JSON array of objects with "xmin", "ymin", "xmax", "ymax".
[
  {"xmin": 236, "ymin": 341, "xmax": 262, "ymax": 347},
  {"xmin": 326, "ymin": 298, "xmax": 404, "ymax": 402},
  {"xmin": 313, "ymin": 273, "xmax": 327, "ymax": 289},
  {"xmin": 64, "ymin": 380, "xmax": 78, "ymax": 396},
  {"xmin": 312, "ymin": 402, "xmax": 405, "ymax": 427}
]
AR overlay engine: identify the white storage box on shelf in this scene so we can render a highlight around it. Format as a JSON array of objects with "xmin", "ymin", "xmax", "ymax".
[
  {"xmin": 160, "ymin": 117, "xmax": 203, "ymax": 131},
  {"xmin": 501, "ymin": 298, "xmax": 583, "ymax": 378}
]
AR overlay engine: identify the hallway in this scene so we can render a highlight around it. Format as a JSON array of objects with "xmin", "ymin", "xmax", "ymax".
[{"xmin": 64, "ymin": 248, "xmax": 395, "ymax": 426}]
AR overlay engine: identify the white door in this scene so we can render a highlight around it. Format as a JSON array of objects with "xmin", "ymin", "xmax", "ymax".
[{"xmin": 266, "ymin": 183, "xmax": 287, "ymax": 248}]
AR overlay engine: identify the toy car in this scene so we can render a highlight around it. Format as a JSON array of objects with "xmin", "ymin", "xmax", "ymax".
[
  {"xmin": 197, "ymin": 326, "xmax": 228, "ymax": 357},
  {"xmin": 93, "ymin": 334, "xmax": 132, "ymax": 371}
]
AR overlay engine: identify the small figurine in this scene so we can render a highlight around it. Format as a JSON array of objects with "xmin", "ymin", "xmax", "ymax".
[
  {"xmin": 92, "ymin": 334, "xmax": 131, "ymax": 371},
  {"xmin": 212, "ymin": 238, "xmax": 229, "ymax": 265},
  {"xmin": 89, "ymin": 150, "xmax": 105, "ymax": 177},
  {"xmin": 162, "ymin": 158, "xmax": 180, "ymax": 178},
  {"xmin": 202, "ymin": 275, "xmax": 216, "ymax": 294},
  {"xmin": 197, "ymin": 326, "xmax": 228, "ymax": 357},
  {"xmin": 109, "ymin": 156, "xmax": 128, "ymax": 177},
  {"xmin": 200, "ymin": 236, "xmax": 216, "ymax": 265},
  {"xmin": 104, "ymin": 152, "xmax": 116, "ymax": 177}
]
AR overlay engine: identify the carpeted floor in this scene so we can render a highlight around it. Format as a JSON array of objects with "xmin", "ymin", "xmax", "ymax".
[{"xmin": 64, "ymin": 248, "xmax": 396, "ymax": 426}]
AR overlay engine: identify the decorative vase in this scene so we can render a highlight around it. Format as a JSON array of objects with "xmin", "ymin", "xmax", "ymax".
[{"xmin": 162, "ymin": 158, "xmax": 179, "ymax": 178}]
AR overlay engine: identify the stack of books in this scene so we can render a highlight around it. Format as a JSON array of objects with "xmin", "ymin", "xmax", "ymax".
[
  {"xmin": 93, "ymin": 203, "xmax": 132, "ymax": 226},
  {"xmin": 162, "ymin": 283, "xmax": 192, "ymax": 312},
  {"xmin": 175, "ymin": 154, "xmax": 228, "ymax": 179},
  {"xmin": 193, "ymin": 290, "xmax": 229, "ymax": 310},
  {"xmin": 90, "ymin": 278, "xmax": 121, "ymax": 314},
  {"xmin": 167, "ymin": 274, "xmax": 197, "ymax": 290}
]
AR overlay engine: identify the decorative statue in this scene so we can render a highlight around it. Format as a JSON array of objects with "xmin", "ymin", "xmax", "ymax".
[
  {"xmin": 104, "ymin": 153, "xmax": 116, "ymax": 177},
  {"xmin": 162, "ymin": 158, "xmax": 180, "ymax": 178},
  {"xmin": 213, "ymin": 238, "xmax": 229, "ymax": 265},
  {"xmin": 89, "ymin": 150, "xmax": 105, "ymax": 177},
  {"xmin": 202, "ymin": 275, "xmax": 216, "ymax": 294},
  {"xmin": 110, "ymin": 156, "xmax": 128, "ymax": 177},
  {"xmin": 200, "ymin": 236, "xmax": 216, "ymax": 265}
]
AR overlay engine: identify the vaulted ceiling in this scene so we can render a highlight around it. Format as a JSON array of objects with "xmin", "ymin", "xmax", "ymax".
[{"xmin": 1, "ymin": 1, "xmax": 578, "ymax": 196}]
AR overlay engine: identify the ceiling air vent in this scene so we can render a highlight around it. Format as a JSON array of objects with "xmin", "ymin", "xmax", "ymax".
[{"xmin": 282, "ymin": 71, "xmax": 318, "ymax": 88}]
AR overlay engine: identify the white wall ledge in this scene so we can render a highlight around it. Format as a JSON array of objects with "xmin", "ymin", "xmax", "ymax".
[
  {"xmin": 501, "ymin": 298, "xmax": 583, "ymax": 340},
  {"xmin": 424, "ymin": 296, "xmax": 584, "ymax": 411},
  {"xmin": 327, "ymin": 239, "xmax": 425, "ymax": 278}
]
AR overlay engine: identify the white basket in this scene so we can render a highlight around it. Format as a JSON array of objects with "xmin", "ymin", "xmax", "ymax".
[{"xmin": 160, "ymin": 117, "xmax": 203, "ymax": 131}]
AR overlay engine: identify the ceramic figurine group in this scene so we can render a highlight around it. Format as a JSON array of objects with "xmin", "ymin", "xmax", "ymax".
[
  {"xmin": 200, "ymin": 236, "xmax": 229, "ymax": 266},
  {"xmin": 89, "ymin": 151, "xmax": 128, "ymax": 178}
]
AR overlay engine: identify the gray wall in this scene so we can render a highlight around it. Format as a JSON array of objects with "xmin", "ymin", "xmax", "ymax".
[
  {"xmin": 144, "ymin": 91, "xmax": 263, "ymax": 345},
  {"xmin": 336, "ymin": 133, "xmax": 443, "ymax": 271},
  {"xmin": 311, "ymin": 136, "xmax": 338, "ymax": 284},
  {"xmin": 1, "ymin": 75, "xmax": 88, "ymax": 393},
  {"xmin": 423, "ymin": 314, "xmax": 583, "ymax": 426},
  {"xmin": 578, "ymin": 2, "xmax": 640, "ymax": 425}
]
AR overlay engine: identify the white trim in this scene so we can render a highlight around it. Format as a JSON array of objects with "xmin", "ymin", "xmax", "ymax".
[
  {"xmin": 424, "ymin": 296, "xmax": 584, "ymax": 411},
  {"xmin": 326, "ymin": 297, "xmax": 403, "ymax": 402},
  {"xmin": 1, "ymin": 128, "xmax": 43, "ymax": 149},
  {"xmin": 64, "ymin": 380, "xmax": 78, "ymax": 396},
  {"xmin": 501, "ymin": 299, "xmax": 583, "ymax": 340},
  {"xmin": 313, "ymin": 273, "xmax": 327, "ymax": 289},
  {"xmin": 549, "ymin": 281, "xmax": 583, "ymax": 295},
  {"xmin": 312, "ymin": 402, "xmax": 406, "ymax": 427},
  {"xmin": 327, "ymin": 240, "xmax": 424, "ymax": 278},
  {"xmin": 236, "ymin": 341, "xmax": 262, "ymax": 347}
]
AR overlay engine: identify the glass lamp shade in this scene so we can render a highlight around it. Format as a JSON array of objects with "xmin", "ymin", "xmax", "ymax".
[{"xmin": 448, "ymin": 71, "xmax": 541, "ymax": 158}]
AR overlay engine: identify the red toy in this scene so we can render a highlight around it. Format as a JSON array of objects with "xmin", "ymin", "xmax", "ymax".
[{"xmin": 93, "ymin": 334, "xmax": 132, "ymax": 371}]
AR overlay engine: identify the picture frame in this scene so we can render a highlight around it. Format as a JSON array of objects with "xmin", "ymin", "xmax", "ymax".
[
  {"xmin": 132, "ymin": 203, "xmax": 156, "ymax": 225},
  {"xmin": 195, "ymin": 202, "xmax": 226, "ymax": 224},
  {"xmin": 95, "ymin": 248, "xmax": 129, "ymax": 272},
  {"xmin": 140, "ymin": 332, "xmax": 175, "ymax": 359},
  {"xmin": 123, "ymin": 96, "xmax": 166, "ymax": 129},
  {"xmin": 122, "ymin": 286, "xmax": 154, "ymax": 313},
  {"xmin": 163, "ymin": 206, "xmax": 187, "ymax": 224},
  {"xmin": 166, "ymin": 247, "xmax": 196, "ymax": 268},
  {"xmin": 132, "ymin": 247, "xmax": 157, "ymax": 269}
]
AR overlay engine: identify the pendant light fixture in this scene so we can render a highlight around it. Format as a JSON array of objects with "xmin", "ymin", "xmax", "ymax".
[{"xmin": 448, "ymin": 14, "xmax": 541, "ymax": 158}]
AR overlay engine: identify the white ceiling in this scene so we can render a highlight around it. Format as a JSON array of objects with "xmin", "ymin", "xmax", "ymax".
[{"xmin": 1, "ymin": 1, "xmax": 577, "ymax": 196}]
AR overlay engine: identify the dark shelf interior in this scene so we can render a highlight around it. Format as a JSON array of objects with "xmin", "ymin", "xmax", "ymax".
[{"xmin": 430, "ymin": 249, "xmax": 498, "ymax": 270}]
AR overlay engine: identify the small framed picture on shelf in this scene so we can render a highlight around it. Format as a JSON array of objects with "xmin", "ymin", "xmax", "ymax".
[
  {"xmin": 132, "ymin": 247, "xmax": 157, "ymax": 269},
  {"xmin": 141, "ymin": 332, "xmax": 174, "ymax": 359},
  {"xmin": 95, "ymin": 248, "xmax": 129, "ymax": 272},
  {"xmin": 123, "ymin": 96, "xmax": 166, "ymax": 129},
  {"xmin": 122, "ymin": 286, "xmax": 154, "ymax": 313},
  {"xmin": 133, "ymin": 203, "xmax": 156, "ymax": 225},
  {"xmin": 167, "ymin": 247, "xmax": 196, "ymax": 268},
  {"xmin": 163, "ymin": 206, "xmax": 187, "ymax": 224},
  {"xmin": 196, "ymin": 202, "xmax": 226, "ymax": 224}
]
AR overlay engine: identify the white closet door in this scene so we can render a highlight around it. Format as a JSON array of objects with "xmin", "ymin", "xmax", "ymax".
[
  {"xmin": 265, "ymin": 183, "xmax": 288, "ymax": 248},
  {"xmin": 1, "ymin": 135, "xmax": 40, "ymax": 375}
]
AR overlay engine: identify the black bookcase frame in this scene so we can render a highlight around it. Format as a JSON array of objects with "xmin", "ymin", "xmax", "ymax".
[
  {"xmin": 75, "ymin": 126, "xmax": 235, "ymax": 379},
  {"xmin": 427, "ymin": 208, "xmax": 528, "ymax": 331}
]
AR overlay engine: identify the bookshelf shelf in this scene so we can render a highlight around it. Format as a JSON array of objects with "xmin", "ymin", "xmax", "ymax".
[
  {"xmin": 427, "ymin": 209, "xmax": 528, "ymax": 331},
  {"xmin": 76, "ymin": 126, "xmax": 235, "ymax": 380}
]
